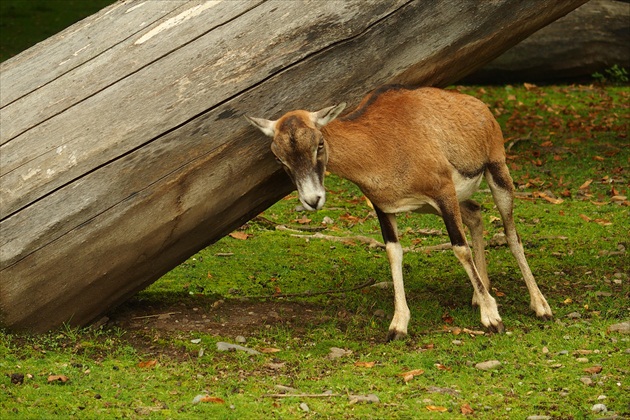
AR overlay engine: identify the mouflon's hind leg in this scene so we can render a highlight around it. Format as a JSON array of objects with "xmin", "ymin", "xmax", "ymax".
[
  {"xmin": 460, "ymin": 200, "xmax": 490, "ymax": 307},
  {"xmin": 486, "ymin": 163, "xmax": 553, "ymax": 319},
  {"xmin": 374, "ymin": 206, "xmax": 410, "ymax": 341},
  {"xmin": 438, "ymin": 194, "xmax": 504, "ymax": 333}
]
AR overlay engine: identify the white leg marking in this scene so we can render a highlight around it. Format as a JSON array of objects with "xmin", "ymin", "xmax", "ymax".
[
  {"xmin": 452, "ymin": 245, "xmax": 503, "ymax": 332},
  {"xmin": 386, "ymin": 241, "xmax": 410, "ymax": 339},
  {"xmin": 488, "ymin": 173, "xmax": 553, "ymax": 319}
]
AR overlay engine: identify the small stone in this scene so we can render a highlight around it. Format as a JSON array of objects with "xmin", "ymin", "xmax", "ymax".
[
  {"xmin": 591, "ymin": 403, "xmax": 607, "ymax": 413},
  {"xmin": 452, "ymin": 340, "xmax": 463, "ymax": 345},
  {"xmin": 322, "ymin": 216, "xmax": 334, "ymax": 225},
  {"xmin": 542, "ymin": 346, "xmax": 549, "ymax": 354},
  {"xmin": 576, "ymin": 357, "xmax": 588, "ymax": 363},
  {"xmin": 580, "ymin": 377, "xmax": 593, "ymax": 386},
  {"xmin": 190, "ymin": 338, "xmax": 201, "ymax": 344},
  {"xmin": 607, "ymin": 321, "xmax": 630, "ymax": 334},
  {"xmin": 328, "ymin": 347, "xmax": 352, "ymax": 359},
  {"xmin": 348, "ymin": 394, "xmax": 379, "ymax": 404},
  {"xmin": 597, "ymin": 395, "xmax": 607, "ymax": 400},
  {"xmin": 299, "ymin": 402, "xmax": 310, "ymax": 412},
  {"xmin": 216, "ymin": 342, "xmax": 260, "ymax": 355},
  {"xmin": 373, "ymin": 309, "xmax": 386, "ymax": 318},
  {"xmin": 558, "ymin": 350, "xmax": 569, "ymax": 356},
  {"xmin": 527, "ymin": 415, "xmax": 551, "ymax": 420},
  {"xmin": 235, "ymin": 335, "xmax": 247, "ymax": 343},
  {"xmin": 475, "ymin": 360, "xmax": 502, "ymax": 370},
  {"xmin": 567, "ymin": 312, "xmax": 581, "ymax": 319}
]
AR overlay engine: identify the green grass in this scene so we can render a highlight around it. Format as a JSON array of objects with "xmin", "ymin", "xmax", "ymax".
[
  {"xmin": 2, "ymin": 84, "xmax": 628, "ymax": 418},
  {"xmin": 0, "ymin": 0, "xmax": 115, "ymax": 62}
]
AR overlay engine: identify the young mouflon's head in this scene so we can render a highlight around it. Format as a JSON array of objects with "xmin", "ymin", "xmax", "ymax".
[{"xmin": 246, "ymin": 103, "xmax": 345, "ymax": 210}]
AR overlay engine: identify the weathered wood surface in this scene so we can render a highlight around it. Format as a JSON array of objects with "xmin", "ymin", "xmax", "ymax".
[
  {"xmin": 465, "ymin": 0, "xmax": 630, "ymax": 83},
  {"xmin": 0, "ymin": 0, "xmax": 587, "ymax": 332}
]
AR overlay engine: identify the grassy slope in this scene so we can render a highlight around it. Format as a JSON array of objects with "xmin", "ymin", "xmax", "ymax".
[{"xmin": 1, "ymin": 84, "xmax": 628, "ymax": 419}]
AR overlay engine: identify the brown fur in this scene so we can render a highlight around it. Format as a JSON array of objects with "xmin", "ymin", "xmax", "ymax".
[
  {"xmin": 323, "ymin": 87, "xmax": 504, "ymax": 212},
  {"xmin": 247, "ymin": 85, "xmax": 552, "ymax": 339}
]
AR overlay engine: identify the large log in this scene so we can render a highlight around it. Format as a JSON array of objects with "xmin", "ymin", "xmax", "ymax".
[
  {"xmin": 464, "ymin": 0, "xmax": 630, "ymax": 83},
  {"xmin": 0, "ymin": 0, "xmax": 587, "ymax": 332}
]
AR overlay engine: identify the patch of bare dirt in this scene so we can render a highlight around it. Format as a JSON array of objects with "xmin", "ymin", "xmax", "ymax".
[{"xmin": 108, "ymin": 295, "xmax": 330, "ymax": 339}]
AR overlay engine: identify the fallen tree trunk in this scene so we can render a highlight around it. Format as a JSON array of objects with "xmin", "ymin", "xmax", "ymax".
[
  {"xmin": 464, "ymin": 0, "xmax": 630, "ymax": 83},
  {"xmin": 0, "ymin": 0, "xmax": 587, "ymax": 332}
]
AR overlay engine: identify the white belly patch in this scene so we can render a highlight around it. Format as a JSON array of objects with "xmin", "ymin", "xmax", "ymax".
[{"xmin": 453, "ymin": 172, "xmax": 483, "ymax": 202}]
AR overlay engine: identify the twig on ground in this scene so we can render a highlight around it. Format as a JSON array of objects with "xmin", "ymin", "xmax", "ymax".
[
  {"xmin": 505, "ymin": 133, "xmax": 531, "ymax": 153},
  {"xmin": 263, "ymin": 393, "xmax": 341, "ymax": 398},
  {"xmin": 132, "ymin": 312, "xmax": 180, "ymax": 320}
]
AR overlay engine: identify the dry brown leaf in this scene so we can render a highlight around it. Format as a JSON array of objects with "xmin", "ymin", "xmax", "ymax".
[
  {"xmin": 259, "ymin": 347, "xmax": 281, "ymax": 354},
  {"xmin": 229, "ymin": 231, "xmax": 250, "ymax": 240},
  {"xmin": 354, "ymin": 361, "xmax": 376, "ymax": 368},
  {"xmin": 593, "ymin": 156, "xmax": 605, "ymax": 161},
  {"xmin": 579, "ymin": 214, "xmax": 591, "ymax": 222},
  {"xmin": 534, "ymin": 191, "xmax": 564, "ymax": 204},
  {"xmin": 435, "ymin": 363, "xmax": 451, "ymax": 371},
  {"xmin": 137, "ymin": 360, "xmax": 157, "ymax": 368},
  {"xmin": 584, "ymin": 366, "xmax": 603, "ymax": 374},
  {"xmin": 579, "ymin": 179, "xmax": 593, "ymax": 190},
  {"xmin": 594, "ymin": 219, "xmax": 612, "ymax": 226},
  {"xmin": 399, "ymin": 369, "xmax": 425, "ymax": 382},
  {"xmin": 47, "ymin": 375, "xmax": 69, "ymax": 383},
  {"xmin": 461, "ymin": 403, "xmax": 475, "ymax": 415},
  {"xmin": 199, "ymin": 396, "xmax": 225, "ymax": 404},
  {"xmin": 426, "ymin": 405, "xmax": 448, "ymax": 412},
  {"xmin": 294, "ymin": 216, "xmax": 311, "ymax": 224}
]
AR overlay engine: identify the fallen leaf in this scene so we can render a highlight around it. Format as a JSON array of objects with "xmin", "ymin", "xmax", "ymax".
[
  {"xmin": 461, "ymin": 403, "xmax": 475, "ymax": 415},
  {"xmin": 594, "ymin": 219, "xmax": 612, "ymax": 226},
  {"xmin": 584, "ymin": 366, "xmax": 603, "ymax": 374},
  {"xmin": 229, "ymin": 231, "xmax": 250, "ymax": 240},
  {"xmin": 47, "ymin": 375, "xmax": 69, "ymax": 383},
  {"xmin": 426, "ymin": 405, "xmax": 448, "ymax": 412},
  {"xmin": 192, "ymin": 394, "xmax": 225, "ymax": 404},
  {"xmin": 593, "ymin": 156, "xmax": 605, "ymax": 161},
  {"xmin": 523, "ymin": 82, "xmax": 537, "ymax": 90},
  {"xmin": 294, "ymin": 216, "xmax": 311, "ymax": 224},
  {"xmin": 579, "ymin": 179, "xmax": 593, "ymax": 190},
  {"xmin": 259, "ymin": 347, "xmax": 281, "ymax": 354},
  {"xmin": 137, "ymin": 360, "xmax": 157, "ymax": 368},
  {"xmin": 579, "ymin": 214, "xmax": 591, "ymax": 222},
  {"xmin": 399, "ymin": 369, "xmax": 425, "ymax": 382},
  {"xmin": 435, "ymin": 363, "xmax": 451, "ymax": 371},
  {"xmin": 354, "ymin": 361, "xmax": 376, "ymax": 368}
]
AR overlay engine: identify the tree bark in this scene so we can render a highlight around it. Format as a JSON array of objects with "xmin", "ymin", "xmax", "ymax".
[{"xmin": 0, "ymin": 0, "xmax": 587, "ymax": 332}]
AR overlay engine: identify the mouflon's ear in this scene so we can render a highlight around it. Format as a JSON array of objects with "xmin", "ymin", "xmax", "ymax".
[
  {"xmin": 310, "ymin": 102, "xmax": 347, "ymax": 127},
  {"xmin": 245, "ymin": 115, "xmax": 277, "ymax": 137}
]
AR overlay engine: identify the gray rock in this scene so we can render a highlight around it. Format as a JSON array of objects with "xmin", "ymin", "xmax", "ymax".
[
  {"xmin": 567, "ymin": 312, "xmax": 581, "ymax": 319},
  {"xmin": 526, "ymin": 416, "xmax": 551, "ymax": 420},
  {"xmin": 299, "ymin": 402, "xmax": 310, "ymax": 412},
  {"xmin": 607, "ymin": 321, "xmax": 630, "ymax": 334},
  {"xmin": 348, "ymin": 394, "xmax": 379, "ymax": 404},
  {"xmin": 216, "ymin": 342, "xmax": 260, "ymax": 355},
  {"xmin": 580, "ymin": 377, "xmax": 593, "ymax": 386},
  {"xmin": 235, "ymin": 335, "xmax": 247, "ymax": 343},
  {"xmin": 475, "ymin": 360, "xmax": 502, "ymax": 370},
  {"xmin": 591, "ymin": 403, "xmax": 607, "ymax": 413}
]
